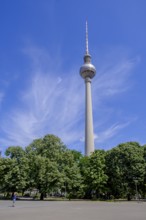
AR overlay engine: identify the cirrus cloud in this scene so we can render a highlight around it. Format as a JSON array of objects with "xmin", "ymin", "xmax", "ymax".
[{"xmin": 0, "ymin": 45, "xmax": 139, "ymax": 152}]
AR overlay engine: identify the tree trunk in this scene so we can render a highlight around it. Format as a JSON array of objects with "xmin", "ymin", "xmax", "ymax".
[
  {"xmin": 40, "ymin": 192, "xmax": 44, "ymax": 200},
  {"xmin": 127, "ymin": 193, "xmax": 131, "ymax": 201}
]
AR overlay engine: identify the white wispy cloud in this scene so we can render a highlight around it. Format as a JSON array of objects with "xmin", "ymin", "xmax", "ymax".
[
  {"xmin": 94, "ymin": 122, "xmax": 130, "ymax": 144},
  {"xmin": 94, "ymin": 58, "xmax": 136, "ymax": 99},
  {"xmin": 0, "ymin": 46, "xmax": 139, "ymax": 150},
  {"xmin": 0, "ymin": 73, "xmax": 84, "ymax": 147}
]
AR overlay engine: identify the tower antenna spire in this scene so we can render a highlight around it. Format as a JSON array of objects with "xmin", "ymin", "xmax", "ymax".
[{"xmin": 86, "ymin": 20, "xmax": 89, "ymax": 54}]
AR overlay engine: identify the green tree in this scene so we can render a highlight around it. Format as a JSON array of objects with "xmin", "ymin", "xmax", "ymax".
[
  {"xmin": 27, "ymin": 155, "xmax": 61, "ymax": 200},
  {"xmin": 26, "ymin": 134, "xmax": 84, "ymax": 199},
  {"xmin": 80, "ymin": 150, "xmax": 108, "ymax": 199},
  {"xmin": 4, "ymin": 146, "xmax": 29, "ymax": 194},
  {"xmin": 5, "ymin": 146, "xmax": 26, "ymax": 159},
  {"xmin": 59, "ymin": 150, "xmax": 83, "ymax": 199},
  {"xmin": 0, "ymin": 156, "xmax": 29, "ymax": 194},
  {"xmin": 0, "ymin": 158, "xmax": 13, "ymax": 193},
  {"xmin": 106, "ymin": 142, "xmax": 145, "ymax": 200},
  {"xmin": 142, "ymin": 144, "xmax": 146, "ymax": 197},
  {"xmin": 26, "ymin": 134, "xmax": 67, "ymax": 161}
]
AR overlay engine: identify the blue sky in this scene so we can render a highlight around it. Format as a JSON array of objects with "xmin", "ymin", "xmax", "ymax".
[{"xmin": 0, "ymin": 0, "xmax": 146, "ymax": 154}]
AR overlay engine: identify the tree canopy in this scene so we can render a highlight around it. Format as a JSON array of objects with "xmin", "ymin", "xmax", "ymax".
[{"xmin": 0, "ymin": 135, "xmax": 146, "ymax": 200}]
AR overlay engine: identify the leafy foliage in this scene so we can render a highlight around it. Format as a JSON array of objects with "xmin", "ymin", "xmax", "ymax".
[
  {"xmin": 0, "ymin": 136, "xmax": 146, "ymax": 200},
  {"xmin": 106, "ymin": 142, "xmax": 145, "ymax": 199},
  {"xmin": 80, "ymin": 150, "xmax": 108, "ymax": 198}
]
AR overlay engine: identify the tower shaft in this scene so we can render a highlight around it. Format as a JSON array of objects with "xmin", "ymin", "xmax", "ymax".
[
  {"xmin": 85, "ymin": 77, "xmax": 94, "ymax": 156},
  {"xmin": 80, "ymin": 21, "xmax": 96, "ymax": 156}
]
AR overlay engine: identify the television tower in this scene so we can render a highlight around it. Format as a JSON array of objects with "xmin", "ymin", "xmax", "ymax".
[{"xmin": 80, "ymin": 21, "xmax": 96, "ymax": 156}]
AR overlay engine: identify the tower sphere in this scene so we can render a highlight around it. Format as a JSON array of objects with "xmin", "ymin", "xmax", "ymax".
[
  {"xmin": 80, "ymin": 53, "xmax": 96, "ymax": 79},
  {"xmin": 80, "ymin": 61, "xmax": 96, "ymax": 79}
]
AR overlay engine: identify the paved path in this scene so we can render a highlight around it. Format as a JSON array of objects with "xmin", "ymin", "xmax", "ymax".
[{"xmin": 0, "ymin": 200, "xmax": 145, "ymax": 220}]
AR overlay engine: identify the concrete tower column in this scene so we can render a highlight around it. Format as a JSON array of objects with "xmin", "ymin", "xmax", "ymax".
[
  {"xmin": 85, "ymin": 77, "xmax": 94, "ymax": 155},
  {"xmin": 79, "ymin": 21, "xmax": 96, "ymax": 156}
]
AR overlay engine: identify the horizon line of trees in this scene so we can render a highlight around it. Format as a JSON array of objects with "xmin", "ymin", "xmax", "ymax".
[{"xmin": 0, "ymin": 134, "xmax": 146, "ymax": 200}]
